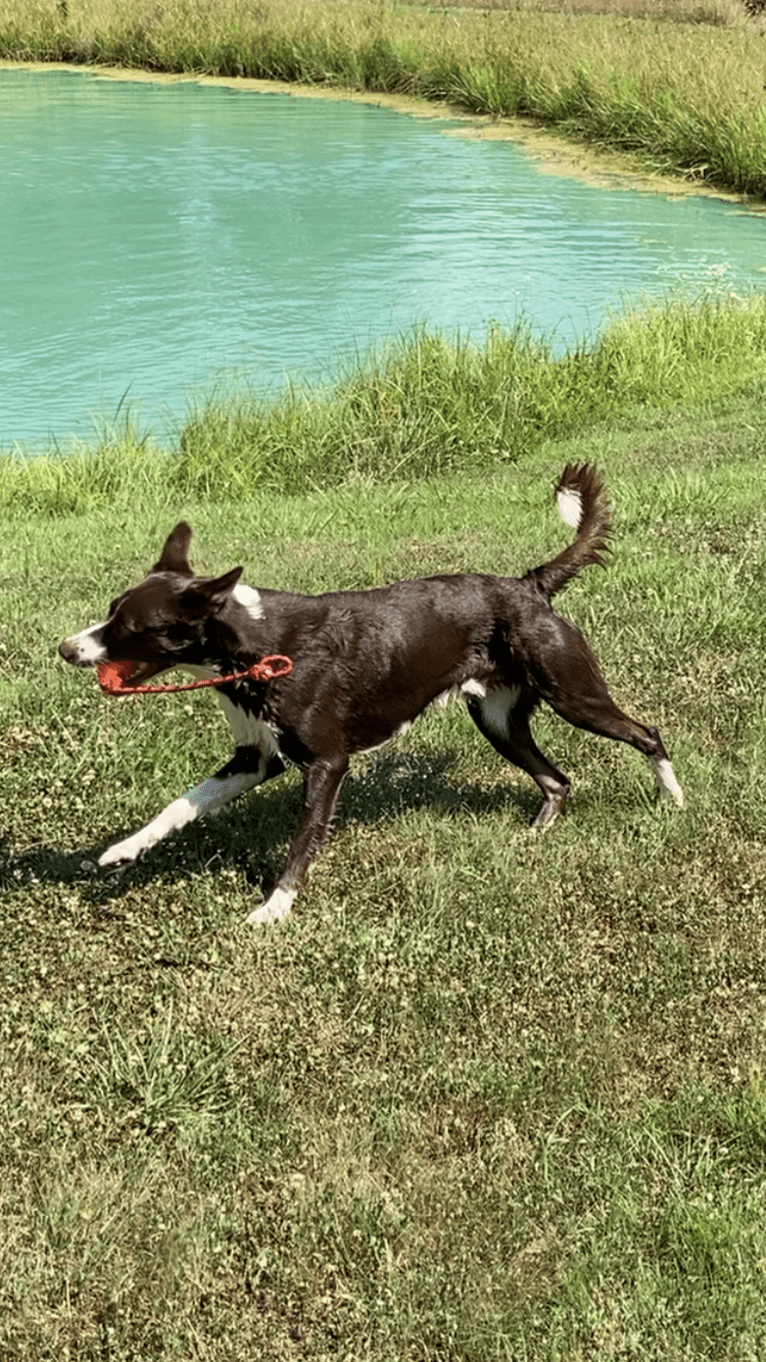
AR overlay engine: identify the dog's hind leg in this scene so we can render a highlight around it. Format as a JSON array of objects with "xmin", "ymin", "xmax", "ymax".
[
  {"xmin": 98, "ymin": 749, "xmax": 286, "ymax": 867},
  {"xmin": 467, "ymin": 690, "xmax": 571, "ymax": 829},
  {"xmin": 534, "ymin": 626, "xmax": 684, "ymax": 808},
  {"xmin": 247, "ymin": 753, "xmax": 349, "ymax": 926},
  {"xmin": 555, "ymin": 690, "xmax": 684, "ymax": 807}
]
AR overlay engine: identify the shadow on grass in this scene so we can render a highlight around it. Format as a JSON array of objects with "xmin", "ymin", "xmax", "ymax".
[{"xmin": 0, "ymin": 751, "xmax": 532, "ymax": 905}]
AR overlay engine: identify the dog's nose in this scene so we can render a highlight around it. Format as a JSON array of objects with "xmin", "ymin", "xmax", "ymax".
[{"xmin": 59, "ymin": 638, "xmax": 77, "ymax": 663}]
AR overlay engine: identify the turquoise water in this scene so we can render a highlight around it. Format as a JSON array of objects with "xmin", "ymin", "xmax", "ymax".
[{"xmin": 2, "ymin": 67, "xmax": 766, "ymax": 449}]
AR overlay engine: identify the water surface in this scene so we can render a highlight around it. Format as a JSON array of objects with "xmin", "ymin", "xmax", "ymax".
[{"xmin": 2, "ymin": 68, "xmax": 765, "ymax": 448}]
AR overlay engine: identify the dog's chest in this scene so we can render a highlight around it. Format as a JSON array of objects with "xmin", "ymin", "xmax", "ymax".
[{"xmin": 216, "ymin": 691, "xmax": 281, "ymax": 760}]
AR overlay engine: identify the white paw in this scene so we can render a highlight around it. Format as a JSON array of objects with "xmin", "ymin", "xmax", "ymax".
[
  {"xmin": 246, "ymin": 887, "xmax": 295, "ymax": 926},
  {"xmin": 98, "ymin": 835, "xmax": 146, "ymax": 867},
  {"xmin": 654, "ymin": 758, "xmax": 684, "ymax": 808}
]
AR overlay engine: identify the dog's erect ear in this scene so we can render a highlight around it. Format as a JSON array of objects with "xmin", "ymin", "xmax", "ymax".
[
  {"xmin": 182, "ymin": 567, "xmax": 244, "ymax": 614},
  {"xmin": 154, "ymin": 522, "xmax": 193, "ymax": 576}
]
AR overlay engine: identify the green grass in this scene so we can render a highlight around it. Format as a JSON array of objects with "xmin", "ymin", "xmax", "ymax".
[
  {"xmin": 2, "ymin": 0, "xmax": 766, "ymax": 195},
  {"xmin": 3, "ymin": 16, "xmax": 766, "ymax": 1348},
  {"xmin": 3, "ymin": 391, "xmax": 766, "ymax": 1357},
  {"xmin": 6, "ymin": 294, "xmax": 766, "ymax": 509}
]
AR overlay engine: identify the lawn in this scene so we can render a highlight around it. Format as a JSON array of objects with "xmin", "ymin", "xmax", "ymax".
[{"xmin": 2, "ymin": 383, "xmax": 766, "ymax": 1358}]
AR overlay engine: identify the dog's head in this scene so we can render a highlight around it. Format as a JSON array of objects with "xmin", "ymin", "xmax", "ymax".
[{"xmin": 59, "ymin": 522, "xmax": 244, "ymax": 685}]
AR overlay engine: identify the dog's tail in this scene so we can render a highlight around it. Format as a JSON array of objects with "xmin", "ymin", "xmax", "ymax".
[{"xmin": 526, "ymin": 463, "xmax": 612, "ymax": 600}]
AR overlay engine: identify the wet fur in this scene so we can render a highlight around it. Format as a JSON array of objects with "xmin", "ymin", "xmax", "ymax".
[{"xmin": 59, "ymin": 464, "xmax": 683, "ymax": 924}]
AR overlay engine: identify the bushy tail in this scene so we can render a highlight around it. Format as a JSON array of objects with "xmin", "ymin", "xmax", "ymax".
[{"xmin": 527, "ymin": 463, "xmax": 612, "ymax": 600}]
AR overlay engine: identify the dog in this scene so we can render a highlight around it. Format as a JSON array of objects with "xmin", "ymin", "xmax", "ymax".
[{"xmin": 59, "ymin": 464, "xmax": 683, "ymax": 924}]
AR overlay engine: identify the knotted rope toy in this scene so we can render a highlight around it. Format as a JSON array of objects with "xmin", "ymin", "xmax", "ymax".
[{"xmin": 97, "ymin": 654, "xmax": 293, "ymax": 696}]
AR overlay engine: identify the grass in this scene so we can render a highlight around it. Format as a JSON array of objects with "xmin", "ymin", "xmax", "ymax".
[
  {"xmin": 3, "ymin": 387, "xmax": 766, "ymax": 1357},
  {"xmin": 414, "ymin": 0, "xmax": 743, "ymax": 16},
  {"xmin": 3, "ymin": 7, "xmax": 766, "ymax": 1352},
  {"xmin": 6, "ymin": 294, "xmax": 766, "ymax": 509},
  {"xmin": 1, "ymin": 0, "xmax": 766, "ymax": 196}
]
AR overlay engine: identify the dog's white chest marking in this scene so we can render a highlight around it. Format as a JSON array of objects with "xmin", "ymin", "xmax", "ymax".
[{"xmin": 216, "ymin": 693, "xmax": 281, "ymax": 759}]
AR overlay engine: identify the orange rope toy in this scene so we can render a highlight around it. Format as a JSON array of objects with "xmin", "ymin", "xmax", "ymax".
[{"xmin": 97, "ymin": 654, "xmax": 293, "ymax": 696}]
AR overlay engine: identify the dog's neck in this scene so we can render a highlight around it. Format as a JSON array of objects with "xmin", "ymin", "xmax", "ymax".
[{"xmin": 198, "ymin": 585, "xmax": 269, "ymax": 671}]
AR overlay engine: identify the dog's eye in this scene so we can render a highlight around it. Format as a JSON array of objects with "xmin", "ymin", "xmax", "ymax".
[{"xmin": 105, "ymin": 619, "xmax": 134, "ymax": 645}]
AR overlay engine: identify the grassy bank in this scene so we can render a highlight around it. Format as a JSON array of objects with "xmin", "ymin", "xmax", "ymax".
[
  {"xmin": 2, "ymin": 0, "xmax": 766, "ymax": 196},
  {"xmin": 5, "ymin": 294, "xmax": 766, "ymax": 514},
  {"xmin": 2, "ymin": 389, "xmax": 766, "ymax": 1357}
]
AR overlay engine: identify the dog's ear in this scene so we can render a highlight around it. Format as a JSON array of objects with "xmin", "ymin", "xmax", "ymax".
[
  {"xmin": 182, "ymin": 567, "xmax": 244, "ymax": 614},
  {"xmin": 154, "ymin": 522, "xmax": 193, "ymax": 575}
]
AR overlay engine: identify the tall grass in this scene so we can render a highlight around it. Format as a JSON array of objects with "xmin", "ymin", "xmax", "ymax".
[
  {"xmin": 5, "ymin": 294, "xmax": 766, "ymax": 514},
  {"xmin": 417, "ymin": 0, "xmax": 743, "ymax": 16},
  {"xmin": 1, "ymin": 0, "xmax": 766, "ymax": 194}
]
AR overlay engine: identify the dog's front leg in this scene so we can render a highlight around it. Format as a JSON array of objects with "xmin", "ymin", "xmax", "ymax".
[
  {"xmin": 247, "ymin": 753, "xmax": 349, "ymax": 925},
  {"xmin": 99, "ymin": 750, "xmax": 285, "ymax": 867}
]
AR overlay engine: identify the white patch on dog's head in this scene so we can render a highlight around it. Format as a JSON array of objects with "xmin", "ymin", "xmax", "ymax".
[
  {"xmin": 556, "ymin": 485, "xmax": 582, "ymax": 529},
  {"xmin": 231, "ymin": 582, "xmax": 264, "ymax": 622}
]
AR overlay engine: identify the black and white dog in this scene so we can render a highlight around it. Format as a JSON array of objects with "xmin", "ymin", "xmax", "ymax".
[{"xmin": 59, "ymin": 464, "xmax": 683, "ymax": 924}]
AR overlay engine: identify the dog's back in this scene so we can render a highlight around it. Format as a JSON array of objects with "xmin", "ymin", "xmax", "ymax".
[{"xmin": 59, "ymin": 463, "xmax": 682, "ymax": 925}]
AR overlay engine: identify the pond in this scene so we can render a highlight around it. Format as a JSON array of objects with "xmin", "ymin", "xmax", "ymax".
[{"xmin": 2, "ymin": 66, "xmax": 765, "ymax": 450}]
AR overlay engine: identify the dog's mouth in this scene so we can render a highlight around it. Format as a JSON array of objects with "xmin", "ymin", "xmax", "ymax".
[{"xmin": 97, "ymin": 659, "xmax": 167, "ymax": 694}]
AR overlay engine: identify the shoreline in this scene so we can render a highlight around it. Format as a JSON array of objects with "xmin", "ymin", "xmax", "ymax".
[{"xmin": 3, "ymin": 57, "xmax": 759, "ymax": 209}]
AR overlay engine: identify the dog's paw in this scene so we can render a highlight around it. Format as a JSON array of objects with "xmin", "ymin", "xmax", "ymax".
[
  {"xmin": 245, "ymin": 887, "xmax": 295, "ymax": 927},
  {"xmin": 98, "ymin": 836, "xmax": 146, "ymax": 868},
  {"xmin": 531, "ymin": 789, "xmax": 568, "ymax": 831},
  {"xmin": 654, "ymin": 758, "xmax": 684, "ymax": 808}
]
